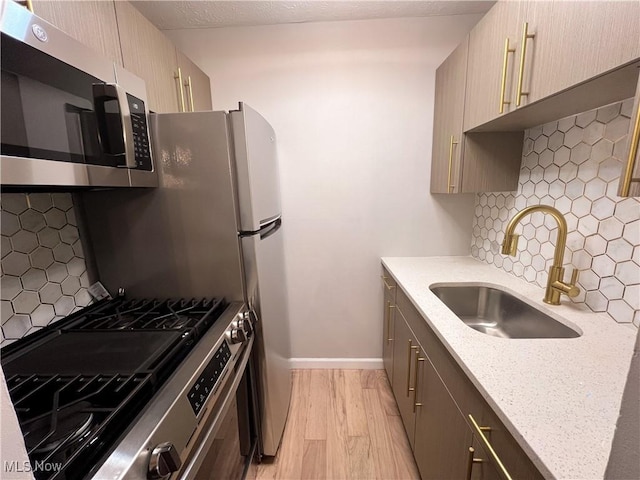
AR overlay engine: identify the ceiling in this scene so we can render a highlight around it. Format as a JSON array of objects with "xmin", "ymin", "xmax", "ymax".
[{"xmin": 132, "ymin": 1, "xmax": 494, "ymax": 30}]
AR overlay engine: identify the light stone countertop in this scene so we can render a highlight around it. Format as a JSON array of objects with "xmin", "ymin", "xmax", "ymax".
[{"xmin": 381, "ymin": 256, "xmax": 637, "ymax": 480}]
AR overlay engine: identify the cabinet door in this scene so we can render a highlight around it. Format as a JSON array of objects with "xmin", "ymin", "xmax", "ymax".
[
  {"xmin": 177, "ymin": 50, "xmax": 213, "ymax": 112},
  {"xmin": 414, "ymin": 351, "xmax": 473, "ymax": 480},
  {"xmin": 31, "ymin": 0, "xmax": 122, "ymax": 65},
  {"xmin": 382, "ymin": 276, "xmax": 396, "ymax": 383},
  {"xmin": 464, "ymin": 0, "xmax": 527, "ymax": 130},
  {"xmin": 431, "ymin": 38, "xmax": 468, "ymax": 194},
  {"xmin": 114, "ymin": 2, "xmax": 179, "ymax": 113},
  {"xmin": 469, "ymin": 436, "xmax": 502, "ymax": 480},
  {"xmin": 391, "ymin": 308, "xmax": 417, "ymax": 447},
  {"xmin": 522, "ymin": 1, "xmax": 640, "ymax": 107}
]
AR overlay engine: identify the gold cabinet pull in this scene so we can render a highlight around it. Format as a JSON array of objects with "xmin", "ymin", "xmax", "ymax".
[
  {"xmin": 516, "ymin": 22, "xmax": 536, "ymax": 107},
  {"xmin": 387, "ymin": 304, "xmax": 395, "ymax": 344},
  {"xmin": 174, "ymin": 68, "xmax": 186, "ymax": 112},
  {"xmin": 406, "ymin": 341, "xmax": 418, "ymax": 396},
  {"xmin": 499, "ymin": 38, "xmax": 516, "ymax": 114},
  {"xmin": 447, "ymin": 135, "xmax": 459, "ymax": 193},
  {"xmin": 465, "ymin": 447, "xmax": 485, "ymax": 480},
  {"xmin": 18, "ymin": 0, "xmax": 33, "ymax": 12},
  {"xmin": 385, "ymin": 301, "xmax": 395, "ymax": 345},
  {"xmin": 185, "ymin": 76, "xmax": 195, "ymax": 112},
  {"xmin": 412, "ymin": 348, "xmax": 425, "ymax": 412},
  {"xmin": 469, "ymin": 415, "xmax": 513, "ymax": 480},
  {"xmin": 380, "ymin": 275, "xmax": 395, "ymax": 291},
  {"xmin": 620, "ymin": 94, "xmax": 640, "ymax": 196}
]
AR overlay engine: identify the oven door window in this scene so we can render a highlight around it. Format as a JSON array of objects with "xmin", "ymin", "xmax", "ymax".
[{"xmin": 1, "ymin": 33, "xmax": 125, "ymax": 167}]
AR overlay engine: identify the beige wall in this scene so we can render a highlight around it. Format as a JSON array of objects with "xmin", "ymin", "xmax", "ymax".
[{"xmin": 167, "ymin": 15, "xmax": 482, "ymax": 363}]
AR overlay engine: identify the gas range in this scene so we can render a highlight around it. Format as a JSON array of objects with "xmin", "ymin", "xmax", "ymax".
[{"xmin": 1, "ymin": 297, "xmax": 256, "ymax": 480}]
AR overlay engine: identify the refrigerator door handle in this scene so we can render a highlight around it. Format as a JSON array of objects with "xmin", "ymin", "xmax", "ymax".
[{"xmin": 259, "ymin": 218, "xmax": 282, "ymax": 240}]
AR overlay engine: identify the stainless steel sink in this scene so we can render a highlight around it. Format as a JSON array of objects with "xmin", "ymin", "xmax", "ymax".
[{"xmin": 430, "ymin": 284, "xmax": 581, "ymax": 339}]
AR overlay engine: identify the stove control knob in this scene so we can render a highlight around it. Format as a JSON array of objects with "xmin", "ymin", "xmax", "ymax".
[
  {"xmin": 228, "ymin": 326, "xmax": 247, "ymax": 344},
  {"xmin": 148, "ymin": 442, "xmax": 181, "ymax": 479}
]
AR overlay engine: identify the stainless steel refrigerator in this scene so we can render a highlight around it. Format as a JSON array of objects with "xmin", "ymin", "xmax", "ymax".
[{"xmin": 81, "ymin": 103, "xmax": 292, "ymax": 457}]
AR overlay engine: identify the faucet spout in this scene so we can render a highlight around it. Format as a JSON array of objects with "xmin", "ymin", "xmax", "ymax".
[{"xmin": 501, "ymin": 205, "xmax": 579, "ymax": 305}]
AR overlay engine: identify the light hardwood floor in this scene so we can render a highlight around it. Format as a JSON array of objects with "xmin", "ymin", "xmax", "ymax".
[{"xmin": 257, "ymin": 370, "xmax": 420, "ymax": 480}]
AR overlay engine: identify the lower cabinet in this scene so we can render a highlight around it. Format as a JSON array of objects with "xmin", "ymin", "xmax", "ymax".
[
  {"xmin": 383, "ymin": 277, "xmax": 545, "ymax": 480},
  {"xmin": 391, "ymin": 307, "xmax": 418, "ymax": 448},
  {"xmin": 381, "ymin": 269, "xmax": 396, "ymax": 382},
  {"xmin": 414, "ymin": 351, "xmax": 472, "ymax": 480}
]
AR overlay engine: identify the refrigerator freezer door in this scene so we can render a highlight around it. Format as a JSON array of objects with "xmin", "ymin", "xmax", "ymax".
[
  {"xmin": 231, "ymin": 103, "xmax": 282, "ymax": 233},
  {"xmin": 241, "ymin": 221, "xmax": 291, "ymax": 456}
]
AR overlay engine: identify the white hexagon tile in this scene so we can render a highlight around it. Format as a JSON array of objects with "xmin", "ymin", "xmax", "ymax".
[
  {"xmin": 1, "ymin": 193, "xmax": 92, "ymax": 347},
  {"xmin": 471, "ymin": 100, "xmax": 639, "ymax": 327}
]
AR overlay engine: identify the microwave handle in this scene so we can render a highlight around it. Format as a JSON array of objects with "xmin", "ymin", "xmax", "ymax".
[{"xmin": 92, "ymin": 83, "xmax": 136, "ymax": 168}]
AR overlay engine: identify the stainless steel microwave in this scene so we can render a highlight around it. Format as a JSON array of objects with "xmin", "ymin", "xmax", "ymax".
[{"xmin": 0, "ymin": 0, "xmax": 157, "ymax": 188}]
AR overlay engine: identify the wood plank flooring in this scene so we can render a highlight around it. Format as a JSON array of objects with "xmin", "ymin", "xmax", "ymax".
[{"xmin": 257, "ymin": 370, "xmax": 420, "ymax": 480}]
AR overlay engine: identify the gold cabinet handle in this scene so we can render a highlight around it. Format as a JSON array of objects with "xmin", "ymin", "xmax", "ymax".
[
  {"xmin": 469, "ymin": 415, "xmax": 513, "ymax": 480},
  {"xmin": 412, "ymin": 348, "xmax": 425, "ymax": 412},
  {"xmin": 406, "ymin": 341, "xmax": 418, "ymax": 396},
  {"xmin": 380, "ymin": 275, "xmax": 395, "ymax": 291},
  {"xmin": 465, "ymin": 447, "xmax": 485, "ymax": 480},
  {"xmin": 620, "ymin": 94, "xmax": 640, "ymax": 196},
  {"xmin": 499, "ymin": 38, "xmax": 516, "ymax": 114},
  {"xmin": 447, "ymin": 135, "xmax": 459, "ymax": 193},
  {"xmin": 174, "ymin": 68, "xmax": 186, "ymax": 112},
  {"xmin": 385, "ymin": 301, "xmax": 392, "ymax": 344},
  {"xmin": 516, "ymin": 22, "xmax": 536, "ymax": 107},
  {"xmin": 19, "ymin": 0, "xmax": 33, "ymax": 12},
  {"xmin": 185, "ymin": 75, "xmax": 195, "ymax": 112}
]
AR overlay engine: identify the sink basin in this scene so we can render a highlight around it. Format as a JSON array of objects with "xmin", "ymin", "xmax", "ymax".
[{"xmin": 430, "ymin": 284, "xmax": 581, "ymax": 339}]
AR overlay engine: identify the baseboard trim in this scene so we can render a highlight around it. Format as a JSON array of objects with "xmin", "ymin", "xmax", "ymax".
[{"xmin": 289, "ymin": 358, "xmax": 383, "ymax": 369}]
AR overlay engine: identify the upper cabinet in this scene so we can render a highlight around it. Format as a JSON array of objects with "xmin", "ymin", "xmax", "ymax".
[
  {"xmin": 463, "ymin": 0, "xmax": 640, "ymax": 131},
  {"xmin": 431, "ymin": 36, "xmax": 523, "ymax": 194},
  {"xmin": 431, "ymin": 38, "xmax": 468, "ymax": 194},
  {"xmin": 31, "ymin": 0, "xmax": 123, "ymax": 66},
  {"xmin": 176, "ymin": 51, "xmax": 213, "ymax": 112},
  {"xmin": 114, "ymin": 2, "xmax": 180, "ymax": 113},
  {"xmin": 463, "ymin": 1, "xmax": 527, "ymax": 131},
  {"xmin": 519, "ymin": 1, "xmax": 640, "ymax": 107},
  {"xmin": 28, "ymin": 1, "xmax": 213, "ymax": 115}
]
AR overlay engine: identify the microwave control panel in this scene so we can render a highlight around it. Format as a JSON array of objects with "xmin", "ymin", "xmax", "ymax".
[
  {"xmin": 127, "ymin": 94, "xmax": 152, "ymax": 171},
  {"xmin": 187, "ymin": 340, "xmax": 232, "ymax": 416}
]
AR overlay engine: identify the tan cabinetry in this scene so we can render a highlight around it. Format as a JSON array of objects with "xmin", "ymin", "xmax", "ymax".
[
  {"xmin": 463, "ymin": 1, "xmax": 527, "ymax": 130},
  {"xmin": 381, "ymin": 268, "xmax": 396, "ymax": 382},
  {"xmin": 177, "ymin": 51, "xmax": 213, "ymax": 112},
  {"xmin": 384, "ymin": 282, "xmax": 545, "ymax": 480},
  {"xmin": 391, "ymin": 307, "xmax": 419, "ymax": 448},
  {"xmin": 31, "ymin": 0, "xmax": 123, "ymax": 65},
  {"xmin": 114, "ymin": 1, "xmax": 179, "ymax": 113},
  {"xmin": 431, "ymin": 38, "xmax": 468, "ymax": 194},
  {"xmin": 522, "ymin": 1, "xmax": 640, "ymax": 107},
  {"xmin": 431, "ymin": 36, "xmax": 523, "ymax": 194},
  {"xmin": 464, "ymin": 0, "xmax": 640, "ymax": 131}
]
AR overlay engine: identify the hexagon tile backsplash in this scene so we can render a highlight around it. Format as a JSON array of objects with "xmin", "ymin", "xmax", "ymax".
[
  {"xmin": 1, "ymin": 193, "xmax": 91, "ymax": 347},
  {"xmin": 471, "ymin": 100, "xmax": 639, "ymax": 327}
]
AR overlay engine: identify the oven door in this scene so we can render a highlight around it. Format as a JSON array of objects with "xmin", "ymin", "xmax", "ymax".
[{"xmin": 179, "ymin": 346, "xmax": 260, "ymax": 480}]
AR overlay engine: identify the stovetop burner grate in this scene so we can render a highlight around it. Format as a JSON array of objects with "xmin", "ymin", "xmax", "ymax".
[
  {"xmin": 1, "ymin": 296, "xmax": 227, "ymax": 480},
  {"xmin": 6, "ymin": 373, "xmax": 152, "ymax": 480}
]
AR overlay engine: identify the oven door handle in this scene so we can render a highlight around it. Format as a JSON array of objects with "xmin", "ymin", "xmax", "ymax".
[{"xmin": 178, "ymin": 335, "xmax": 254, "ymax": 480}]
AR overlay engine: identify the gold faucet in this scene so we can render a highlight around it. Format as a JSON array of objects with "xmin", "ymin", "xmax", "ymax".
[{"xmin": 501, "ymin": 205, "xmax": 580, "ymax": 305}]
